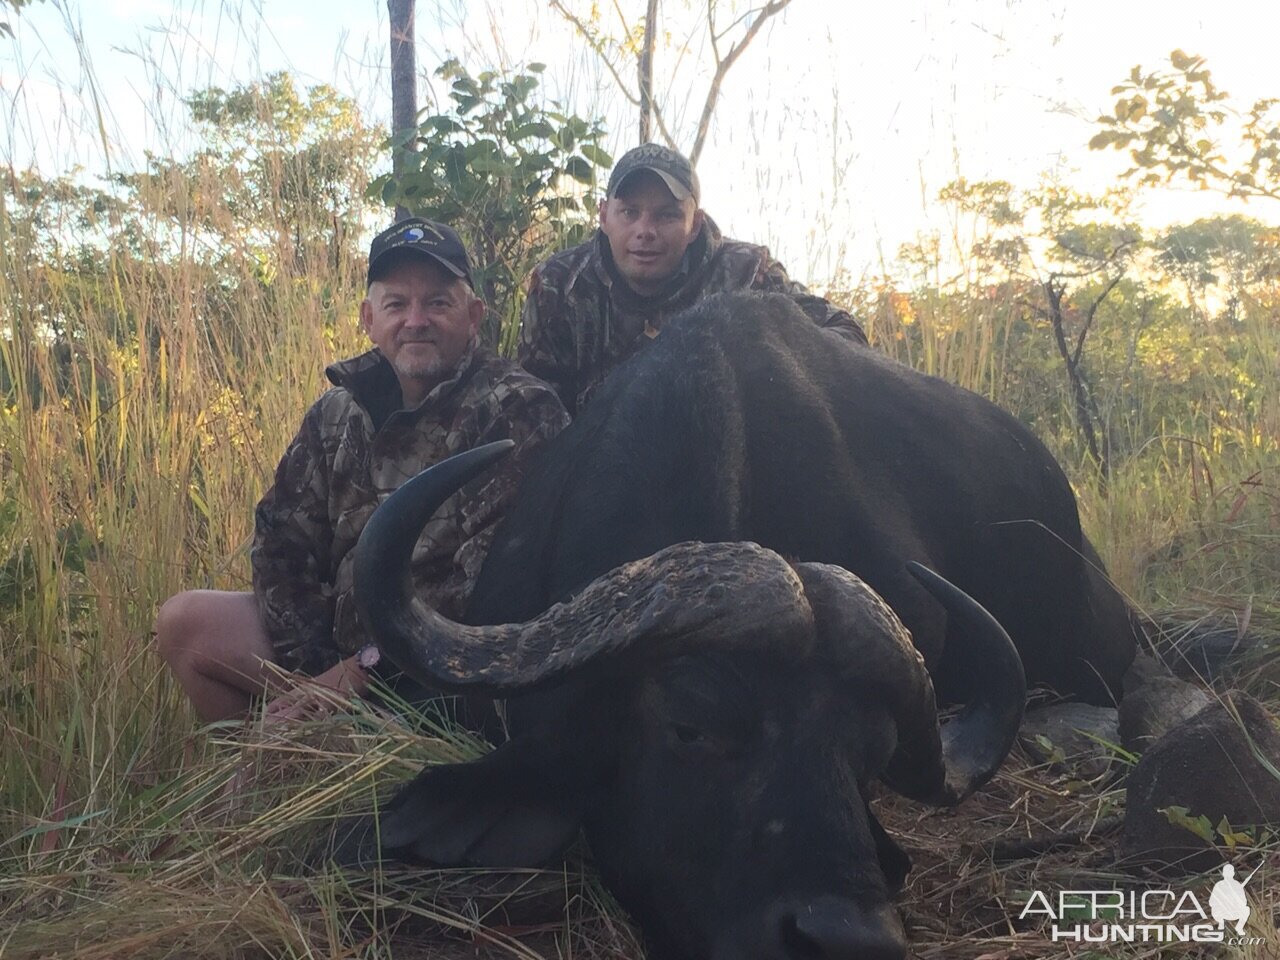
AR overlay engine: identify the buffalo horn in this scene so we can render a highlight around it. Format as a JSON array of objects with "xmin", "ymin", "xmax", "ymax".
[
  {"xmin": 889, "ymin": 562, "xmax": 1025, "ymax": 805},
  {"xmin": 354, "ymin": 446, "xmax": 813, "ymax": 695},
  {"xmin": 795, "ymin": 561, "xmax": 1024, "ymax": 806}
]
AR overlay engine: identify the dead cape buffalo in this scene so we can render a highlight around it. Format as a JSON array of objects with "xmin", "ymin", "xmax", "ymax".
[{"xmin": 352, "ymin": 292, "xmax": 1139, "ymax": 960}]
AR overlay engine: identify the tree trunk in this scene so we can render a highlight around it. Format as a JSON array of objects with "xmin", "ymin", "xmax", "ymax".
[
  {"xmin": 638, "ymin": 0, "xmax": 659, "ymax": 142},
  {"xmin": 1043, "ymin": 278, "xmax": 1110, "ymax": 491},
  {"xmin": 389, "ymin": 0, "xmax": 416, "ymax": 222}
]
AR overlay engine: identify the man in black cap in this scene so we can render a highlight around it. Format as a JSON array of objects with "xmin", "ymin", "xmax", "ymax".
[
  {"xmin": 156, "ymin": 218, "xmax": 568, "ymax": 722},
  {"xmin": 519, "ymin": 143, "xmax": 867, "ymax": 416}
]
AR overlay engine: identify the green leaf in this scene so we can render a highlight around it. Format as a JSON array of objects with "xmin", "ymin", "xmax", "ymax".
[
  {"xmin": 528, "ymin": 62, "xmax": 546, "ymax": 73},
  {"xmin": 365, "ymin": 174, "xmax": 390, "ymax": 203},
  {"xmin": 465, "ymin": 138, "xmax": 501, "ymax": 160},
  {"xmin": 564, "ymin": 155, "xmax": 594, "ymax": 184},
  {"xmin": 423, "ymin": 140, "xmax": 452, "ymax": 164},
  {"xmin": 421, "ymin": 116, "xmax": 464, "ymax": 135},
  {"xmin": 10, "ymin": 808, "xmax": 112, "ymax": 842},
  {"xmin": 1033, "ymin": 733, "xmax": 1066, "ymax": 764},
  {"xmin": 1160, "ymin": 805, "xmax": 1215, "ymax": 843},
  {"xmin": 469, "ymin": 155, "xmax": 515, "ymax": 175},
  {"xmin": 580, "ymin": 143, "xmax": 613, "ymax": 167},
  {"xmin": 1216, "ymin": 815, "xmax": 1255, "ymax": 849},
  {"xmin": 188, "ymin": 486, "xmax": 210, "ymax": 522},
  {"xmin": 443, "ymin": 148, "xmax": 467, "ymax": 188},
  {"xmin": 389, "ymin": 125, "xmax": 420, "ymax": 147},
  {"xmin": 510, "ymin": 76, "xmax": 540, "ymax": 102},
  {"xmin": 512, "ymin": 121, "xmax": 555, "ymax": 142}
]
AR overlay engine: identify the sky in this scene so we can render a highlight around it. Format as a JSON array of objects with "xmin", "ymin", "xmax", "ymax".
[{"xmin": 4, "ymin": 0, "xmax": 1280, "ymax": 288}]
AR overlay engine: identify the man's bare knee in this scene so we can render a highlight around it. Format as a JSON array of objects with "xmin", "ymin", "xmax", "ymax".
[
  {"xmin": 155, "ymin": 590, "xmax": 201, "ymax": 664},
  {"xmin": 155, "ymin": 591, "xmax": 265, "ymax": 668},
  {"xmin": 155, "ymin": 591, "xmax": 277, "ymax": 720}
]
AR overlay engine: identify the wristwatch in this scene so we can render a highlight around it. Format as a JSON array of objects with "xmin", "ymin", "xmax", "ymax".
[{"xmin": 357, "ymin": 643, "xmax": 383, "ymax": 675}]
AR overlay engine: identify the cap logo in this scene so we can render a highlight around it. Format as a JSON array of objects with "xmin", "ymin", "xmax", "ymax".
[
  {"xmin": 630, "ymin": 144, "xmax": 674, "ymax": 163},
  {"xmin": 394, "ymin": 222, "xmax": 446, "ymax": 245}
]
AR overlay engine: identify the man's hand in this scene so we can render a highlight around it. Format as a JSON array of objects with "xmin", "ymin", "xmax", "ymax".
[{"xmin": 262, "ymin": 655, "xmax": 369, "ymax": 723}]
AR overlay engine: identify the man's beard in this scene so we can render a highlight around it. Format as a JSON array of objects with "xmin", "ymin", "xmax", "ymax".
[
  {"xmin": 393, "ymin": 338, "xmax": 469, "ymax": 386},
  {"xmin": 395, "ymin": 352, "xmax": 450, "ymax": 382}
]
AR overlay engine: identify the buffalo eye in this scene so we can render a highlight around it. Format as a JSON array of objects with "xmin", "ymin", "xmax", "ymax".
[{"xmin": 672, "ymin": 722, "xmax": 704, "ymax": 745}]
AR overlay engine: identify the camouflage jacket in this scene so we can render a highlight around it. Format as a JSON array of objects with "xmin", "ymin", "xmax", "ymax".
[
  {"xmin": 519, "ymin": 216, "xmax": 867, "ymax": 415},
  {"xmin": 250, "ymin": 345, "xmax": 569, "ymax": 676}
]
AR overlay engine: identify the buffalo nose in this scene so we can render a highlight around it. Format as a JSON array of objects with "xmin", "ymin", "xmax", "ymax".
[{"xmin": 776, "ymin": 897, "xmax": 906, "ymax": 960}]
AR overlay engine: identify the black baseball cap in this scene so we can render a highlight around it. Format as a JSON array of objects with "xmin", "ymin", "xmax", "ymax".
[
  {"xmin": 367, "ymin": 217, "xmax": 474, "ymax": 288},
  {"xmin": 606, "ymin": 143, "xmax": 701, "ymax": 204}
]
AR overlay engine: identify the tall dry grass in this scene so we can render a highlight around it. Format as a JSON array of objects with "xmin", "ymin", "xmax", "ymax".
[
  {"xmin": 0, "ymin": 148, "xmax": 370, "ymax": 820},
  {"xmin": 1, "ymin": 5, "xmax": 1278, "ymax": 959}
]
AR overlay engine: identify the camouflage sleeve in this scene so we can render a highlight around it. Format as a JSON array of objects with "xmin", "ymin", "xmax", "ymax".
[
  {"xmin": 517, "ymin": 267, "xmax": 583, "ymax": 415},
  {"xmin": 449, "ymin": 378, "xmax": 570, "ymax": 612},
  {"xmin": 250, "ymin": 402, "xmax": 338, "ymax": 676},
  {"xmin": 754, "ymin": 254, "xmax": 869, "ymax": 346}
]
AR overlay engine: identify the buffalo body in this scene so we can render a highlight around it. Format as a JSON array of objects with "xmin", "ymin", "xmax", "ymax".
[{"xmin": 356, "ymin": 292, "xmax": 1137, "ymax": 960}]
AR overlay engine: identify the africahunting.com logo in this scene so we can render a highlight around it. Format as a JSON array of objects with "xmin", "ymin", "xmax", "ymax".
[{"xmin": 1020, "ymin": 862, "xmax": 1267, "ymax": 946}]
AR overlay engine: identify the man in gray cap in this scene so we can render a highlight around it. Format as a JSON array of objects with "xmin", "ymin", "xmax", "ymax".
[
  {"xmin": 156, "ymin": 218, "xmax": 568, "ymax": 722},
  {"xmin": 519, "ymin": 143, "xmax": 866, "ymax": 415}
]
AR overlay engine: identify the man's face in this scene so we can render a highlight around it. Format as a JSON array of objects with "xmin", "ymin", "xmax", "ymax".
[
  {"xmin": 361, "ymin": 254, "xmax": 483, "ymax": 405},
  {"xmin": 599, "ymin": 172, "xmax": 704, "ymax": 296}
]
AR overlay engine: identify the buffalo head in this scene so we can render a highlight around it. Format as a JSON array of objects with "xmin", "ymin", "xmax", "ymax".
[{"xmin": 355, "ymin": 441, "xmax": 1026, "ymax": 960}]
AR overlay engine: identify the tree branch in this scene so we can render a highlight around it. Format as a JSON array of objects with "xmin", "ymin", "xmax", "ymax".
[
  {"xmin": 1042, "ymin": 275, "xmax": 1108, "ymax": 488},
  {"xmin": 1072, "ymin": 272, "xmax": 1123, "ymax": 368},
  {"xmin": 706, "ymin": 0, "xmax": 721, "ymax": 65},
  {"xmin": 608, "ymin": 0, "xmax": 635, "ymax": 39},
  {"xmin": 712, "ymin": 6, "xmax": 760, "ymax": 44},
  {"xmin": 549, "ymin": 0, "xmax": 641, "ymax": 106},
  {"xmin": 689, "ymin": 0, "xmax": 793, "ymax": 166}
]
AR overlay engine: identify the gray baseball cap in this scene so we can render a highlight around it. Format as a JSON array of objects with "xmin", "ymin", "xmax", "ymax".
[{"xmin": 607, "ymin": 143, "xmax": 701, "ymax": 203}]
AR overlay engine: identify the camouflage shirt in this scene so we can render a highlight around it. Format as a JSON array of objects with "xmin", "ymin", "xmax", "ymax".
[
  {"xmin": 519, "ymin": 216, "xmax": 867, "ymax": 415},
  {"xmin": 251, "ymin": 345, "xmax": 569, "ymax": 676}
]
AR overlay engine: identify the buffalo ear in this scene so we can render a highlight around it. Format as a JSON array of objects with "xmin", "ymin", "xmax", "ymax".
[
  {"xmin": 866, "ymin": 803, "xmax": 912, "ymax": 893},
  {"xmin": 378, "ymin": 735, "xmax": 600, "ymax": 868}
]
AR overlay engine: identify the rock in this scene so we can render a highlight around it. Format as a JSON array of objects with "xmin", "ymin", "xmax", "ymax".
[
  {"xmin": 1019, "ymin": 702, "xmax": 1121, "ymax": 779},
  {"xmin": 1144, "ymin": 614, "xmax": 1270, "ymax": 682},
  {"xmin": 1121, "ymin": 692, "xmax": 1280, "ymax": 875},
  {"xmin": 1118, "ymin": 652, "xmax": 1213, "ymax": 750}
]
